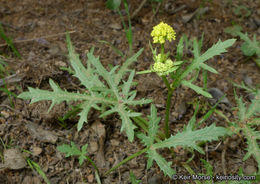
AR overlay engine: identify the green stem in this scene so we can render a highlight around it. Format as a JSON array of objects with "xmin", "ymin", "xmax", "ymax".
[
  {"xmin": 162, "ymin": 75, "xmax": 170, "ymax": 90},
  {"xmin": 132, "ymin": 116, "xmax": 164, "ymax": 142},
  {"xmin": 160, "ymin": 43, "xmax": 165, "ymax": 62},
  {"xmin": 164, "ymin": 87, "xmax": 174, "ymax": 138},
  {"xmin": 85, "ymin": 155, "xmax": 99, "ymax": 173},
  {"xmin": 104, "ymin": 147, "xmax": 149, "ymax": 176}
]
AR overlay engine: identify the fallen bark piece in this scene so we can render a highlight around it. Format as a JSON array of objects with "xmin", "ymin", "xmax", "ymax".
[
  {"xmin": 3, "ymin": 148, "xmax": 27, "ymax": 170},
  {"xmin": 26, "ymin": 122, "xmax": 58, "ymax": 144}
]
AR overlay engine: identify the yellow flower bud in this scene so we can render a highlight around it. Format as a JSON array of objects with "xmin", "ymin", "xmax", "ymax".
[{"xmin": 151, "ymin": 22, "xmax": 176, "ymax": 44}]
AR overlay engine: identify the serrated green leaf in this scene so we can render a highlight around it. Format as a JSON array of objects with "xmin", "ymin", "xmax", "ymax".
[
  {"xmin": 237, "ymin": 32, "xmax": 260, "ymax": 57},
  {"xmin": 242, "ymin": 125, "xmax": 260, "ymax": 172},
  {"xmin": 176, "ymin": 36, "xmax": 184, "ymax": 60},
  {"xmin": 174, "ymin": 39, "xmax": 235, "ymax": 89},
  {"xmin": 57, "ymin": 142, "xmax": 81, "ymax": 157},
  {"xmin": 235, "ymin": 94, "xmax": 246, "ymax": 121},
  {"xmin": 125, "ymin": 98, "xmax": 153, "ymax": 105},
  {"xmin": 115, "ymin": 48, "xmax": 143, "ymax": 85},
  {"xmin": 153, "ymin": 124, "xmax": 230, "ymax": 154},
  {"xmin": 173, "ymin": 61, "xmax": 184, "ymax": 66},
  {"xmin": 57, "ymin": 142, "xmax": 88, "ymax": 166},
  {"xmin": 181, "ymin": 80, "xmax": 212, "ymax": 98},
  {"xmin": 122, "ymin": 70, "xmax": 135, "ymax": 97},
  {"xmin": 245, "ymin": 92, "xmax": 260, "ymax": 119},
  {"xmin": 67, "ymin": 34, "xmax": 103, "ymax": 90},
  {"xmin": 184, "ymin": 102, "xmax": 199, "ymax": 131},
  {"xmin": 146, "ymin": 157, "xmax": 153, "ymax": 170},
  {"xmin": 199, "ymin": 63, "xmax": 218, "ymax": 74},
  {"xmin": 136, "ymin": 133, "xmax": 151, "ymax": 147},
  {"xmin": 98, "ymin": 40, "xmax": 124, "ymax": 57},
  {"xmin": 148, "ymin": 104, "xmax": 160, "ymax": 145},
  {"xmin": 224, "ymin": 25, "xmax": 242, "ymax": 37},
  {"xmin": 128, "ymin": 112, "xmax": 142, "ymax": 117},
  {"xmin": 99, "ymin": 107, "xmax": 117, "ymax": 118},
  {"xmin": 193, "ymin": 38, "xmax": 200, "ymax": 59},
  {"xmin": 116, "ymin": 105, "xmax": 137, "ymax": 142},
  {"xmin": 147, "ymin": 149, "xmax": 175, "ymax": 177},
  {"xmin": 77, "ymin": 101, "xmax": 94, "ymax": 131},
  {"xmin": 200, "ymin": 159, "xmax": 213, "ymax": 176},
  {"xmin": 130, "ymin": 171, "xmax": 141, "ymax": 184}
]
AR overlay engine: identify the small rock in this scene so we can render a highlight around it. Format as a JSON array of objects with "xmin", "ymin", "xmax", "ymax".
[
  {"xmin": 244, "ymin": 165, "xmax": 257, "ymax": 175},
  {"xmin": 148, "ymin": 175, "xmax": 162, "ymax": 184},
  {"xmin": 91, "ymin": 121, "xmax": 106, "ymax": 137},
  {"xmin": 110, "ymin": 139, "xmax": 120, "ymax": 146},
  {"xmin": 108, "ymin": 23, "xmax": 122, "ymax": 30},
  {"xmin": 248, "ymin": 93, "xmax": 255, "ymax": 101},
  {"xmin": 55, "ymin": 61, "xmax": 67, "ymax": 68},
  {"xmin": 48, "ymin": 44, "xmax": 61, "ymax": 56},
  {"xmin": 242, "ymin": 74, "xmax": 253, "ymax": 87},
  {"xmin": 89, "ymin": 141, "xmax": 98, "ymax": 153},
  {"xmin": 229, "ymin": 140, "xmax": 239, "ymax": 150},
  {"xmin": 35, "ymin": 38, "xmax": 50, "ymax": 45},
  {"xmin": 31, "ymin": 146, "xmax": 42, "ymax": 156},
  {"xmin": 87, "ymin": 174, "xmax": 94, "ymax": 183},
  {"xmin": 22, "ymin": 176, "xmax": 41, "ymax": 184},
  {"xmin": 176, "ymin": 102, "xmax": 187, "ymax": 120},
  {"xmin": 26, "ymin": 122, "xmax": 58, "ymax": 144},
  {"xmin": 0, "ymin": 110, "xmax": 10, "ymax": 118},
  {"xmin": 208, "ymin": 88, "xmax": 231, "ymax": 107},
  {"xmin": 4, "ymin": 148, "xmax": 27, "ymax": 170}
]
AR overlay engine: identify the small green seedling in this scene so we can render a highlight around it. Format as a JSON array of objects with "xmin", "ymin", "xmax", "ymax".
[
  {"xmin": 233, "ymin": 5, "xmax": 251, "ymax": 18},
  {"xmin": 26, "ymin": 158, "xmax": 51, "ymax": 184},
  {"xmin": 130, "ymin": 171, "xmax": 141, "ymax": 184},
  {"xmin": 216, "ymin": 87, "xmax": 260, "ymax": 175},
  {"xmin": 57, "ymin": 141, "xmax": 101, "ymax": 182},
  {"xmin": 106, "ymin": 0, "xmax": 133, "ymax": 54},
  {"xmin": 224, "ymin": 25, "xmax": 260, "ymax": 67},
  {"xmin": 57, "ymin": 142, "xmax": 93, "ymax": 166},
  {"xmin": 0, "ymin": 24, "xmax": 21, "ymax": 58}
]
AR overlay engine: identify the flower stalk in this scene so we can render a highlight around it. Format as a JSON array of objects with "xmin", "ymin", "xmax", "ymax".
[{"xmin": 139, "ymin": 21, "xmax": 181, "ymax": 138}]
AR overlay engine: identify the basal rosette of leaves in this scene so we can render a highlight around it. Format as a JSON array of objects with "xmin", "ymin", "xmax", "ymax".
[{"xmin": 18, "ymin": 34, "xmax": 152, "ymax": 142}]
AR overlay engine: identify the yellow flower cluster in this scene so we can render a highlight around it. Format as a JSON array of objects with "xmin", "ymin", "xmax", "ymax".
[
  {"xmin": 151, "ymin": 22, "xmax": 176, "ymax": 44},
  {"xmin": 153, "ymin": 59, "xmax": 174, "ymax": 75}
]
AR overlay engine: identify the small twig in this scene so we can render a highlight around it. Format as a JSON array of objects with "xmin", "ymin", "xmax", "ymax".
[
  {"xmin": 0, "ymin": 21, "xmax": 18, "ymax": 30},
  {"xmin": 130, "ymin": 0, "xmax": 147, "ymax": 19},
  {"xmin": 0, "ymin": 73, "xmax": 25, "ymax": 87},
  {"xmin": 168, "ymin": 5, "xmax": 186, "ymax": 15},
  {"xmin": 0, "ymin": 30, "xmax": 76, "ymax": 47},
  {"xmin": 221, "ymin": 138, "xmax": 229, "ymax": 175},
  {"xmin": 150, "ymin": 2, "xmax": 162, "ymax": 22}
]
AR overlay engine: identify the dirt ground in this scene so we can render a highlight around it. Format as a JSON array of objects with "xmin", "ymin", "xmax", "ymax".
[{"xmin": 0, "ymin": 0, "xmax": 259, "ymax": 183}]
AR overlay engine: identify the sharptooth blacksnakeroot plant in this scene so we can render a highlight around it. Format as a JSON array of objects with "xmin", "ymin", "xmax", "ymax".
[
  {"xmin": 138, "ymin": 21, "xmax": 236, "ymax": 138},
  {"xmin": 18, "ymin": 34, "xmax": 152, "ymax": 142}
]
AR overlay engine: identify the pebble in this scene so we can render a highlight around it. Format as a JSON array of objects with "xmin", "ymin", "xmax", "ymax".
[
  {"xmin": 208, "ymin": 88, "xmax": 231, "ymax": 107},
  {"xmin": 244, "ymin": 165, "xmax": 257, "ymax": 175},
  {"xmin": 108, "ymin": 23, "xmax": 122, "ymax": 30},
  {"xmin": 148, "ymin": 175, "xmax": 162, "ymax": 184},
  {"xmin": 32, "ymin": 146, "xmax": 42, "ymax": 156},
  {"xmin": 3, "ymin": 148, "xmax": 27, "ymax": 170}
]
